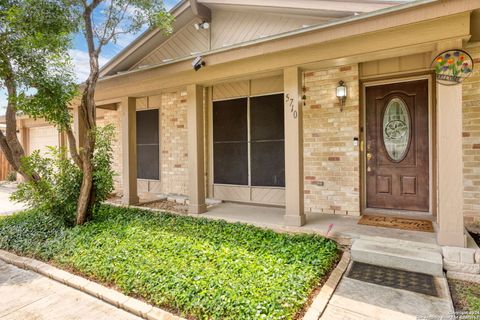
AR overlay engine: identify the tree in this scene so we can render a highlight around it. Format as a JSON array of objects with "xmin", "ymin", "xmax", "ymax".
[
  {"xmin": 66, "ymin": 0, "xmax": 173, "ymax": 224},
  {"xmin": 0, "ymin": 0, "xmax": 76, "ymax": 181}
]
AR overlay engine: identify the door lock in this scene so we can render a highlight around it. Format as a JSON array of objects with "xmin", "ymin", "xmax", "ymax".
[{"xmin": 367, "ymin": 153, "xmax": 372, "ymax": 161}]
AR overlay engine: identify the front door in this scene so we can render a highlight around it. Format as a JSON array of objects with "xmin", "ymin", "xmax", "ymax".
[{"xmin": 365, "ymin": 80, "xmax": 429, "ymax": 212}]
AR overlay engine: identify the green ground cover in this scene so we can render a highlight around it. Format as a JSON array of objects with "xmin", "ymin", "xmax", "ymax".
[
  {"xmin": 0, "ymin": 205, "xmax": 338, "ymax": 319},
  {"xmin": 449, "ymin": 279, "xmax": 480, "ymax": 313}
]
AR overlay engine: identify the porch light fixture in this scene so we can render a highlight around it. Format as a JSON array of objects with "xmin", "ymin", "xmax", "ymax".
[
  {"xmin": 336, "ymin": 80, "xmax": 347, "ymax": 110},
  {"xmin": 194, "ymin": 21, "xmax": 210, "ymax": 30}
]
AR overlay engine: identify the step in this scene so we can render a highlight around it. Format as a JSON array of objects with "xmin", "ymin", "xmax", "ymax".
[{"xmin": 351, "ymin": 239, "xmax": 444, "ymax": 277}]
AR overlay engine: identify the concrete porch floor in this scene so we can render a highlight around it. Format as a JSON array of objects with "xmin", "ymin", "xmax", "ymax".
[{"xmin": 201, "ymin": 202, "xmax": 438, "ymax": 246}]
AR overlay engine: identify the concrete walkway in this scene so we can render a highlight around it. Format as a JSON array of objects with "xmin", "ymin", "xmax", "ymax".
[
  {"xmin": 203, "ymin": 202, "xmax": 437, "ymax": 245},
  {"xmin": 0, "ymin": 260, "xmax": 141, "ymax": 320},
  {"xmin": 0, "ymin": 184, "xmax": 25, "ymax": 216},
  {"xmin": 321, "ymin": 262, "xmax": 454, "ymax": 319}
]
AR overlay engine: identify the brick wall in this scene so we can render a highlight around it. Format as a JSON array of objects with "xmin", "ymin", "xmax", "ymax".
[
  {"xmin": 159, "ymin": 91, "xmax": 189, "ymax": 196},
  {"xmin": 99, "ymin": 90, "xmax": 189, "ymax": 197},
  {"xmin": 303, "ymin": 65, "xmax": 360, "ymax": 215},
  {"xmin": 463, "ymin": 44, "xmax": 480, "ymax": 225},
  {"xmin": 96, "ymin": 109, "xmax": 123, "ymax": 191}
]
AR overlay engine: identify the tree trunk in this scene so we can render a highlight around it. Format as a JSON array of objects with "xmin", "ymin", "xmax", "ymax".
[
  {"xmin": 0, "ymin": 74, "xmax": 39, "ymax": 182},
  {"xmin": 74, "ymin": 75, "xmax": 97, "ymax": 225}
]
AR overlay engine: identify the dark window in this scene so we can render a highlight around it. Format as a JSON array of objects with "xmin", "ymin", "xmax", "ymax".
[
  {"xmin": 137, "ymin": 109, "xmax": 159, "ymax": 180},
  {"xmin": 213, "ymin": 98, "xmax": 248, "ymax": 185},
  {"xmin": 212, "ymin": 94, "xmax": 285, "ymax": 187},
  {"xmin": 250, "ymin": 94, "xmax": 285, "ymax": 141},
  {"xmin": 250, "ymin": 94, "xmax": 285, "ymax": 187}
]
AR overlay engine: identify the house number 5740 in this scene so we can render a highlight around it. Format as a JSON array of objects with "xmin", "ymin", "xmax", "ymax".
[{"xmin": 285, "ymin": 93, "xmax": 298, "ymax": 119}]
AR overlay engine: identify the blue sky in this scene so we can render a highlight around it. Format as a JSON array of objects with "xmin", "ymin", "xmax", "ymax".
[{"xmin": 0, "ymin": 0, "xmax": 180, "ymax": 115}]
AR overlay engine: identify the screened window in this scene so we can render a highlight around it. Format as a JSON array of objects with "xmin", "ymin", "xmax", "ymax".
[
  {"xmin": 212, "ymin": 94, "xmax": 285, "ymax": 187},
  {"xmin": 137, "ymin": 109, "xmax": 159, "ymax": 180},
  {"xmin": 250, "ymin": 94, "xmax": 285, "ymax": 187},
  {"xmin": 213, "ymin": 98, "xmax": 248, "ymax": 185}
]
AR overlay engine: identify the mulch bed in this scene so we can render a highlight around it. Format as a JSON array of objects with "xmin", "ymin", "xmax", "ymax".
[
  {"xmin": 358, "ymin": 215, "xmax": 434, "ymax": 232},
  {"xmin": 140, "ymin": 200, "xmax": 188, "ymax": 214},
  {"xmin": 448, "ymin": 279, "xmax": 480, "ymax": 312}
]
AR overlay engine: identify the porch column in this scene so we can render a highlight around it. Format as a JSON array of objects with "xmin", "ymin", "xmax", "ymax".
[
  {"xmin": 187, "ymin": 84, "xmax": 207, "ymax": 215},
  {"xmin": 121, "ymin": 97, "xmax": 139, "ymax": 205},
  {"xmin": 283, "ymin": 67, "xmax": 306, "ymax": 226},
  {"xmin": 436, "ymin": 84, "xmax": 465, "ymax": 247}
]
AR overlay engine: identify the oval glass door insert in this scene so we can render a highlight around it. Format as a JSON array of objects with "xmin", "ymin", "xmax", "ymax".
[{"xmin": 383, "ymin": 98, "xmax": 410, "ymax": 161}]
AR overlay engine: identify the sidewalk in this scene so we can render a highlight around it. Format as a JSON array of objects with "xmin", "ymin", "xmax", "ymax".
[
  {"xmin": 0, "ymin": 260, "xmax": 141, "ymax": 320},
  {"xmin": 0, "ymin": 184, "xmax": 25, "ymax": 215}
]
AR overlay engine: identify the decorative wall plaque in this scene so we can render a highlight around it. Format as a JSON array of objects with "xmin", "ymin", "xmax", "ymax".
[{"xmin": 432, "ymin": 49, "xmax": 474, "ymax": 85}]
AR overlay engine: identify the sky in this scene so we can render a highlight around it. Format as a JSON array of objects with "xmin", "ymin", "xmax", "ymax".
[{"xmin": 0, "ymin": 0, "xmax": 180, "ymax": 115}]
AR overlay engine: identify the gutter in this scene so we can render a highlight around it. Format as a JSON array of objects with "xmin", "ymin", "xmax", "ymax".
[{"xmin": 99, "ymin": 0, "xmax": 438, "ymax": 82}]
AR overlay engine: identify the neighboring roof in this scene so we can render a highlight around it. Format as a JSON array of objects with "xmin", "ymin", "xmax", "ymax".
[{"xmin": 100, "ymin": 0, "xmax": 414, "ymax": 77}]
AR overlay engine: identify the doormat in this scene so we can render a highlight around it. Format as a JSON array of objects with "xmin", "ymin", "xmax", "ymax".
[
  {"xmin": 347, "ymin": 261, "xmax": 438, "ymax": 297},
  {"xmin": 358, "ymin": 215, "xmax": 434, "ymax": 233}
]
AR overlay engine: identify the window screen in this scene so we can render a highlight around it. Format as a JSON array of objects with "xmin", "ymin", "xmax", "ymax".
[
  {"xmin": 137, "ymin": 109, "xmax": 159, "ymax": 180},
  {"xmin": 213, "ymin": 98, "xmax": 248, "ymax": 185},
  {"xmin": 250, "ymin": 94, "xmax": 285, "ymax": 187}
]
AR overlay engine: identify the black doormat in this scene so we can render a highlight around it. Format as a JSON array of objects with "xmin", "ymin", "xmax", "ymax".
[{"xmin": 347, "ymin": 261, "xmax": 438, "ymax": 297}]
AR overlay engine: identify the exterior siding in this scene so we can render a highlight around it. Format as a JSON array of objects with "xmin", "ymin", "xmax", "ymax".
[
  {"xmin": 211, "ymin": 10, "xmax": 326, "ymax": 50},
  {"xmin": 303, "ymin": 65, "xmax": 361, "ymax": 215},
  {"xmin": 463, "ymin": 43, "xmax": 480, "ymax": 225},
  {"xmin": 134, "ymin": 18, "xmax": 209, "ymax": 69}
]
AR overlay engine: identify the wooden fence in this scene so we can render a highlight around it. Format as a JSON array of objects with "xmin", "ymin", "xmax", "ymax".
[{"xmin": 0, "ymin": 150, "xmax": 12, "ymax": 181}]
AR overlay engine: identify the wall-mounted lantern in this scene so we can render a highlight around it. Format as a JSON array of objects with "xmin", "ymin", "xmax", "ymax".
[{"xmin": 336, "ymin": 80, "xmax": 347, "ymax": 111}]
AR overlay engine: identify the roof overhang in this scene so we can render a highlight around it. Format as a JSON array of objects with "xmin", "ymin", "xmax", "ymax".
[
  {"xmin": 99, "ymin": 0, "xmax": 191, "ymax": 77},
  {"xmin": 91, "ymin": 0, "xmax": 477, "ymax": 103},
  {"xmin": 100, "ymin": 0, "xmax": 415, "ymax": 77}
]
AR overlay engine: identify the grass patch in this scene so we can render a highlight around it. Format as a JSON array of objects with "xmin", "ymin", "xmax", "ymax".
[
  {"xmin": 449, "ymin": 279, "xmax": 480, "ymax": 313},
  {"xmin": 0, "ymin": 205, "xmax": 338, "ymax": 319}
]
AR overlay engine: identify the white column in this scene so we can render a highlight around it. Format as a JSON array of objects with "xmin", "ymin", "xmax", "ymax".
[
  {"xmin": 283, "ymin": 67, "xmax": 306, "ymax": 226},
  {"xmin": 121, "ymin": 97, "xmax": 139, "ymax": 205},
  {"xmin": 187, "ymin": 84, "xmax": 207, "ymax": 215},
  {"xmin": 436, "ymin": 84, "xmax": 465, "ymax": 247}
]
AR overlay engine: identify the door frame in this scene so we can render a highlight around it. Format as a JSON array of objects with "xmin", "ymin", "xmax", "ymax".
[{"xmin": 360, "ymin": 72, "xmax": 437, "ymax": 217}]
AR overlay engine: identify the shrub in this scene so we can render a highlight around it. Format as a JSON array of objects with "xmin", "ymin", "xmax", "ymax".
[{"xmin": 11, "ymin": 125, "xmax": 116, "ymax": 225}]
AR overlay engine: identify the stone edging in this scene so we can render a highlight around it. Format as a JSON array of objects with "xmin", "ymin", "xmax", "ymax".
[
  {"xmin": 302, "ymin": 251, "xmax": 351, "ymax": 320},
  {"xmin": 0, "ymin": 250, "xmax": 186, "ymax": 320}
]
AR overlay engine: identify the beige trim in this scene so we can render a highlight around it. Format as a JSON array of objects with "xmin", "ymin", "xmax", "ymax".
[
  {"xmin": 283, "ymin": 66, "xmax": 305, "ymax": 226},
  {"xmin": 436, "ymin": 83, "xmax": 465, "ymax": 247},
  {"xmin": 199, "ymin": 0, "xmax": 403, "ymax": 13},
  {"xmin": 360, "ymin": 72, "xmax": 435, "ymax": 216},
  {"xmin": 187, "ymin": 84, "xmax": 207, "ymax": 214},
  {"xmin": 121, "ymin": 97, "xmax": 140, "ymax": 205},
  {"xmin": 94, "ymin": 11, "xmax": 472, "ymax": 101}
]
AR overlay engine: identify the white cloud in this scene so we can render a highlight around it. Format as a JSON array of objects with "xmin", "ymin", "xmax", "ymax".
[
  {"xmin": 69, "ymin": 49, "xmax": 110, "ymax": 83},
  {"xmin": 0, "ymin": 93, "xmax": 6, "ymax": 114}
]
